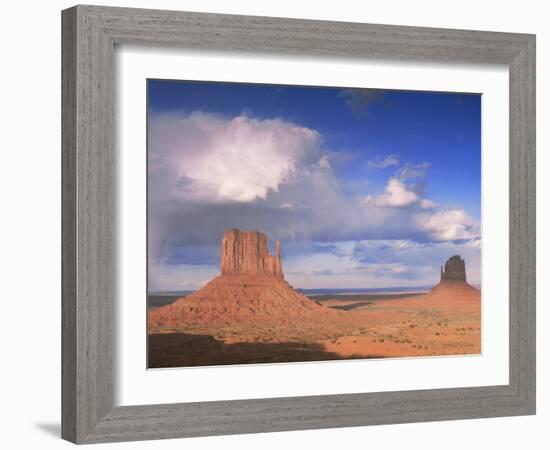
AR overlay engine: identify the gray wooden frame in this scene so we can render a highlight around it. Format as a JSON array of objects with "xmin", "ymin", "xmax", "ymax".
[{"xmin": 62, "ymin": 4, "xmax": 536, "ymax": 444}]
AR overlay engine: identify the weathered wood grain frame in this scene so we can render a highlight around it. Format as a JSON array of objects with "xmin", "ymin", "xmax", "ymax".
[{"xmin": 61, "ymin": 5, "xmax": 536, "ymax": 444}]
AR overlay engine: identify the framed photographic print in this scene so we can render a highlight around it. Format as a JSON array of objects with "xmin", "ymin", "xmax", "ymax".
[
  {"xmin": 62, "ymin": 5, "xmax": 536, "ymax": 444},
  {"xmin": 146, "ymin": 80, "xmax": 484, "ymax": 368}
]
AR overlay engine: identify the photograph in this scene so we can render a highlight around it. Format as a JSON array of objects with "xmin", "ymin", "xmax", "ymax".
[
  {"xmin": 146, "ymin": 80, "xmax": 482, "ymax": 368},
  {"xmin": 1, "ymin": 0, "xmax": 541, "ymax": 447}
]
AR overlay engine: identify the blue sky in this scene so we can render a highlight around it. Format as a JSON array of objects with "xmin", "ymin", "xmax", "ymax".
[{"xmin": 147, "ymin": 79, "xmax": 481, "ymax": 291}]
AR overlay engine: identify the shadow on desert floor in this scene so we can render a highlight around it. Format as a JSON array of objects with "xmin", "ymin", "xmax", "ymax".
[{"xmin": 148, "ymin": 333, "xmax": 382, "ymax": 368}]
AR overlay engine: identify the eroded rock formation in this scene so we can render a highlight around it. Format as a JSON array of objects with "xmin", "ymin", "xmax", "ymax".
[
  {"xmin": 148, "ymin": 229, "xmax": 337, "ymax": 333},
  {"xmin": 221, "ymin": 229, "xmax": 283, "ymax": 278},
  {"xmin": 440, "ymin": 255, "xmax": 467, "ymax": 282},
  {"xmin": 431, "ymin": 255, "xmax": 478, "ymax": 296}
]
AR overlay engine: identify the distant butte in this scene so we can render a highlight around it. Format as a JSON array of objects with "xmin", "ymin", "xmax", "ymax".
[
  {"xmin": 440, "ymin": 255, "xmax": 467, "ymax": 282},
  {"xmin": 431, "ymin": 255, "xmax": 478, "ymax": 295}
]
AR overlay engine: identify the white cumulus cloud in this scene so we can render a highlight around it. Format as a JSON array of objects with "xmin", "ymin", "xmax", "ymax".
[
  {"xmin": 417, "ymin": 208, "xmax": 480, "ymax": 241},
  {"xmin": 149, "ymin": 112, "xmax": 322, "ymax": 203},
  {"xmin": 363, "ymin": 178, "xmax": 419, "ymax": 208}
]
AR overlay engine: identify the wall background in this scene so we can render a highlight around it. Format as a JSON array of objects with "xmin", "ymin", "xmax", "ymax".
[{"xmin": 0, "ymin": 1, "xmax": 546, "ymax": 448}]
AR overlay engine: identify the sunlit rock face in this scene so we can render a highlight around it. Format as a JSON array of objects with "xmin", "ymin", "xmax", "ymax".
[{"xmin": 221, "ymin": 229, "xmax": 283, "ymax": 278}]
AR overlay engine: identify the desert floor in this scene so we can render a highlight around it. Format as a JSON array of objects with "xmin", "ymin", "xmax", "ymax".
[{"xmin": 148, "ymin": 284, "xmax": 480, "ymax": 368}]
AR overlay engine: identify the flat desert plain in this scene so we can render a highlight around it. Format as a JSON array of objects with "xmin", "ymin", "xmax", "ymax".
[{"xmin": 148, "ymin": 276, "xmax": 480, "ymax": 368}]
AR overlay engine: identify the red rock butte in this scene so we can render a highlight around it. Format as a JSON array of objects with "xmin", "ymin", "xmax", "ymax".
[
  {"xmin": 148, "ymin": 229, "xmax": 338, "ymax": 333},
  {"xmin": 221, "ymin": 229, "xmax": 283, "ymax": 278},
  {"xmin": 440, "ymin": 255, "xmax": 467, "ymax": 282},
  {"xmin": 431, "ymin": 255, "xmax": 479, "ymax": 297}
]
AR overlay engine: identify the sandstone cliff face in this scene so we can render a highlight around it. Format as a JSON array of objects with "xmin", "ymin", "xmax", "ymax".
[
  {"xmin": 221, "ymin": 229, "xmax": 283, "ymax": 278},
  {"xmin": 440, "ymin": 255, "xmax": 467, "ymax": 282}
]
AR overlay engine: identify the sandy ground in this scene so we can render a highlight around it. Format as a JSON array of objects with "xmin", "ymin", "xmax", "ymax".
[
  {"xmin": 148, "ymin": 282, "xmax": 480, "ymax": 367},
  {"xmin": 322, "ymin": 288, "xmax": 480, "ymax": 358}
]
